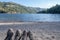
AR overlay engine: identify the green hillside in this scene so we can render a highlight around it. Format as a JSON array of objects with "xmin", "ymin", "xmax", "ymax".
[
  {"xmin": 47, "ymin": 4, "xmax": 60, "ymax": 13},
  {"xmin": 37, "ymin": 4, "xmax": 60, "ymax": 13},
  {"xmin": 0, "ymin": 2, "xmax": 38, "ymax": 13}
]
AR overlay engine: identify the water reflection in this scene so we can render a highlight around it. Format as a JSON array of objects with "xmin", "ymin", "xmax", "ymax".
[{"xmin": 0, "ymin": 14, "xmax": 60, "ymax": 22}]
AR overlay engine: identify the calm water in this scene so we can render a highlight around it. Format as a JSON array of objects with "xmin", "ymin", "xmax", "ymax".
[
  {"xmin": 0, "ymin": 13, "xmax": 60, "ymax": 31},
  {"xmin": 0, "ymin": 13, "xmax": 60, "ymax": 22}
]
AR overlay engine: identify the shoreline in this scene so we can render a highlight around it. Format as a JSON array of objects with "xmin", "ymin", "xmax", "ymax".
[
  {"xmin": 0, "ymin": 22, "xmax": 36, "ymax": 25},
  {"xmin": 0, "ymin": 22, "xmax": 60, "ymax": 25},
  {"xmin": 0, "ymin": 22, "xmax": 60, "ymax": 40}
]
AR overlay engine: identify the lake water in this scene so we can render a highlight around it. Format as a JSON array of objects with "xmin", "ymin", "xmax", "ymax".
[{"xmin": 0, "ymin": 13, "xmax": 60, "ymax": 22}]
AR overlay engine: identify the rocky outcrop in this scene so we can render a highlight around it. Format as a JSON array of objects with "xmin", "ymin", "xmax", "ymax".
[
  {"xmin": 14, "ymin": 29, "xmax": 22, "ymax": 40},
  {"xmin": 4, "ymin": 28, "xmax": 14, "ymax": 40},
  {"xmin": 4, "ymin": 29, "xmax": 34, "ymax": 40}
]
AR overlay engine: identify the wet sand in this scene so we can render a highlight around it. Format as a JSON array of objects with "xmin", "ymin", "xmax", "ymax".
[{"xmin": 0, "ymin": 22, "xmax": 60, "ymax": 40}]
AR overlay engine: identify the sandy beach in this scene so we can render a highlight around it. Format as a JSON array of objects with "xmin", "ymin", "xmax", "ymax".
[{"xmin": 0, "ymin": 22, "xmax": 60, "ymax": 40}]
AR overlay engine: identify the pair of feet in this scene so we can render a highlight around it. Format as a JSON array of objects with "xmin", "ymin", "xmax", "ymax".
[{"xmin": 4, "ymin": 28, "xmax": 34, "ymax": 40}]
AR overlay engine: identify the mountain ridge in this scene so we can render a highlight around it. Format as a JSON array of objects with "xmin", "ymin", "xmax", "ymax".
[{"xmin": 0, "ymin": 2, "xmax": 41, "ymax": 13}]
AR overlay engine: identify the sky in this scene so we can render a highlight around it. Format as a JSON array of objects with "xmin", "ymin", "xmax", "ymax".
[{"xmin": 0, "ymin": 0, "xmax": 60, "ymax": 8}]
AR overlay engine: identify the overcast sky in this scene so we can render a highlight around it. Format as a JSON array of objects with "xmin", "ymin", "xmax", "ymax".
[{"xmin": 0, "ymin": 0, "xmax": 60, "ymax": 8}]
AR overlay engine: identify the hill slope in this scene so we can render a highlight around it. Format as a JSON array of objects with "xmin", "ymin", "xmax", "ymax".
[
  {"xmin": 37, "ymin": 4, "xmax": 60, "ymax": 13},
  {"xmin": 0, "ymin": 2, "xmax": 40, "ymax": 13}
]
